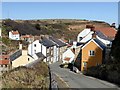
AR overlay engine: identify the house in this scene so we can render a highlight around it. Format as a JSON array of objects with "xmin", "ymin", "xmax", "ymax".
[
  {"xmin": 9, "ymin": 30, "xmax": 20, "ymax": 40},
  {"xmin": 49, "ymin": 36, "xmax": 67, "ymax": 62},
  {"xmin": 77, "ymin": 25, "xmax": 116, "ymax": 46},
  {"xmin": 62, "ymin": 48, "xmax": 75, "ymax": 64},
  {"xmin": 28, "ymin": 36, "xmax": 67, "ymax": 63},
  {"xmin": 0, "ymin": 55, "xmax": 11, "ymax": 72},
  {"xmin": 28, "ymin": 40, "xmax": 42, "ymax": 56},
  {"xmin": 28, "ymin": 37, "xmax": 56, "ymax": 63},
  {"xmin": 21, "ymin": 34, "xmax": 34, "ymax": 43},
  {"xmin": 81, "ymin": 37, "xmax": 106, "ymax": 71},
  {"xmin": 39, "ymin": 37, "xmax": 56, "ymax": 63},
  {"xmin": 77, "ymin": 28, "xmax": 91, "ymax": 42},
  {"xmin": 95, "ymin": 27, "xmax": 117, "ymax": 40},
  {"xmin": 11, "ymin": 50, "xmax": 37, "ymax": 68}
]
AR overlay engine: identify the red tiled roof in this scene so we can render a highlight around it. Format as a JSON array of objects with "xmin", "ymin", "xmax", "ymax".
[
  {"xmin": 0, "ymin": 60, "xmax": 9, "ymax": 65},
  {"xmin": 21, "ymin": 35, "xmax": 32, "ymax": 38},
  {"xmin": 64, "ymin": 57, "xmax": 71, "ymax": 61},
  {"xmin": 0, "ymin": 55, "xmax": 9, "ymax": 60},
  {"xmin": 95, "ymin": 27, "xmax": 117, "ymax": 38},
  {"xmin": 11, "ymin": 31, "xmax": 19, "ymax": 35}
]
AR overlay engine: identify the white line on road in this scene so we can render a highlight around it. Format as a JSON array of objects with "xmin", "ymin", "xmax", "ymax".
[{"xmin": 54, "ymin": 72, "xmax": 69, "ymax": 88}]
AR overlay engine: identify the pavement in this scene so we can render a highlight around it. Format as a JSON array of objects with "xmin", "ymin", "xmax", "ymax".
[{"xmin": 49, "ymin": 62, "xmax": 120, "ymax": 89}]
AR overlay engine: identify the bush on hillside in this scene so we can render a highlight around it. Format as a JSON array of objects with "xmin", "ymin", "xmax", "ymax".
[
  {"xmin": 2, "ymin": 61, "xmax": 49, "ymax": 88},
  {"xmin": 84, "ymin": 64, "xmax": 120, "ymax": 85}
]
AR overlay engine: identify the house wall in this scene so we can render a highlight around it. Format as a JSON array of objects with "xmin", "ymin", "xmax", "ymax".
[
  {"xmin": 77, "ymin": 29, "xmax": 91, "ymax": 42},
  {"xmin": 12, "ymin": 50, "xmax": 35, "ymax": 68},
  {"xmin": 9, "ymin": 32, "xmax": 20, "ymax": 40},
  {"xmin": 62, "ymin": 49, "xmax": 75, "ymax": 63},
  {"xmin": 42, "ymin": 45, "xmax": 47, "ymax": 56},
  {"xmin": 53, "ymin": 46, "xmax": 57, "ymax": 63},
  {"xmin": 59, "ymin": 46, "xmax": 67, "ymax": 62},
  {"xmin": 81, "ymin": 41, "xmax": 103, "ymax": 71},
  {"xmin": 28, "ymin": 40, "xmax": 41, "ymax": 56},
  {"xmin": 0, "ymin": 64, "xmax": 10, "ymax": 72}
]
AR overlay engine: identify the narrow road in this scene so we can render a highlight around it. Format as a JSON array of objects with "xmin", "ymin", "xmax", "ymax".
[{"xmin": 49, "ymin": 62, "xmax": 119, "ymax": 89}]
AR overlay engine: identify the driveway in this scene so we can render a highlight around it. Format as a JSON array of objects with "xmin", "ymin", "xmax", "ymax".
[{"xmin": 49, "ymin": 62, "xmax": 119, "ymax": 89}]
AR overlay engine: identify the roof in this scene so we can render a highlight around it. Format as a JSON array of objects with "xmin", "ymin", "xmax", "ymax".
[
  {"xmin": 40, "ymin": 37, "xmax": 55, "ymax": 48},
  {"xmin": 82, "ymin": 38, "xmax": 106, "ymax": 50},
  {"xmin": 96, "ymin": 31, "xmax": 111, "ymax": 41},
  {"xmin": 64, "ymin": 57, "xmax": 71, "ymax": 61},
  {"xmin": 80, "ymin": 31, "xmax": 93, "ymax": 43},
  {"xmin": 21, "ymin": 35, "xmax": 32, "ymax": 38},
  {"xmin": 49, "ymin": 37, "xmax": 66, "ymax": 47},
  {"xmin": 0, "ymin": 60, "xmax": 9, "ymax": 65},
  {"xmin": 76, "ymin": 42, "xmax": 83, "ymax": 46},
  {"xmin": 94, "ymin": 38, "xmax": 106, "ymax": 49},
  {"xmin": 78, "ymin": 28, "xmax": 91, "ymax": 38},
  {"xmin": 36, "ymin": 52, "xmax": 45, "ymax": 58},
  {"xmin": 0, "ymin": 55, "xmax": 9, "ymax": 59},
  {"xmin": 95, "ymin": 27, "xmax": 117, "ymax": 39},
  {"xmin": 11, "ymin": 31, "xmax": 19, "ymax": 35}
]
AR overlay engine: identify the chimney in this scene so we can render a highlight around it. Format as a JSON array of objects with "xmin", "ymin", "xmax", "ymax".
[
  {"xmin": 111, "ymin": 23, "xmax": 116, "ymax": 28},
  {"xmin": 19, "ymin": 43, "xmax": 22, "ymax": 50},
  {"xmin": 73, "ymin": 41, "xmax": 77, "ymax": 48},
  {"xmin": 92, "ymin": 31, "xmax": 96, "ymax": 39},
  {"xmin": 86, "ymin": 24, "xmax": 95, "ymax": 31}
]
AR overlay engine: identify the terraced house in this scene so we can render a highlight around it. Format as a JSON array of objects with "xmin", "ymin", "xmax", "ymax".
[{"xmin": 28, "ymin": 36, "xmax": 67, "ymax": 64}]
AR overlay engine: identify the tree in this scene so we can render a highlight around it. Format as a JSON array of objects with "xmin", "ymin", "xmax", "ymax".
[
  {"xmin": 35, "ymin": 23, "xmax": 41, "ymax": 30},
  {"xmin": 111, "ymin": 24, "xmax": 120, "ymax": 62}
]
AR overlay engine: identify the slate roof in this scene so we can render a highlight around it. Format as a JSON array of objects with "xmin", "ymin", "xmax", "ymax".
[
  {"xmin": 49, "ymin": 36, "xmax": 66, "ymax": 47},
  {"xmin": 96, "ymin": 31, "xmax": 111, "ymax": 41},
  {"xmin": 40, "ymin": 37, "xmax": 55, "ymax": 48},
  {"xmin": 82, "ymin": 38, "xmax": 106, "ymax": 50},
  {"xmin": 36, "ymin": 52, "xmax": 45, "ymax": 58},
  {"xmin": 94, "ymin": 38, "xmax": 106, "ymax": 50}
]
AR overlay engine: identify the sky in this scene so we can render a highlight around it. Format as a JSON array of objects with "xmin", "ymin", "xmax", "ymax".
[{"xmin": 1, "ymin": 2, "xmax": 119, "ymax": 26}]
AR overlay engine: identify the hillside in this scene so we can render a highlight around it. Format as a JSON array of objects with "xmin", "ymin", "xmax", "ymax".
[
  {"xmin": 2, "ymin": 61, "xmax": 50, "ymax": 88},
  {"xmin": 2, "ymin": 19, "xmax": 111, "ymax": 40}
]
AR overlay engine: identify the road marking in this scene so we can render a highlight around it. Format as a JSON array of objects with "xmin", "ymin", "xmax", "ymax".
[{"xmin": 53, "ymin": 72, "xmax": 69, "ymax": 88}]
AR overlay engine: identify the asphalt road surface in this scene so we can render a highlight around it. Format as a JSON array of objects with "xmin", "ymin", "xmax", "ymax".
[{"xmin": 49, "ymin": 62, "xmax": 119, "ymax": 89}]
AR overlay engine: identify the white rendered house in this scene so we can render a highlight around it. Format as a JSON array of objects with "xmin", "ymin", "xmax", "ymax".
[
  {"xmin": 77, "ymin": 28, "xmax": 111, "ymax": 46},
  {"xmin": 28, "ymin": 40, "xmax": 42, "ymax": 56},
  {"xmin": 9, "ymin": 31, "xmax": 20, "ymax": 40},
  {"xmin": 62, "ymin": 48, "xmax": 75, "ymax": 64}
]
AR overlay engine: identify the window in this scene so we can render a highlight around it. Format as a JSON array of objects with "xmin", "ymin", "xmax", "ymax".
[
  {"xmin": 34, "ymin": 50, "xmax": 36, "ymax": 53},
  {"xmin": 34, "ymin": 44, "xmax": 36, "ymax": 47},
  {"xmin": 83, "ymin": 62, "xmax": 87, "ymax": 67},
  {"xmin": 89, "ymin": 50, "xmax": 95, "ymax": 56},
  {"xmin": 5, "ymin": 58, "xmax": 8, "ymax": 60},
  {"xmin": 5, "ymin": 65, "xmax": 7, "ymax": 67},
  {"xmin": 28, "ymin": 58, "xmax": 30, "ymax": 61},
  {"xmin": 79, "ymin": 37, "xmax": 82, "ymax": 41}
]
